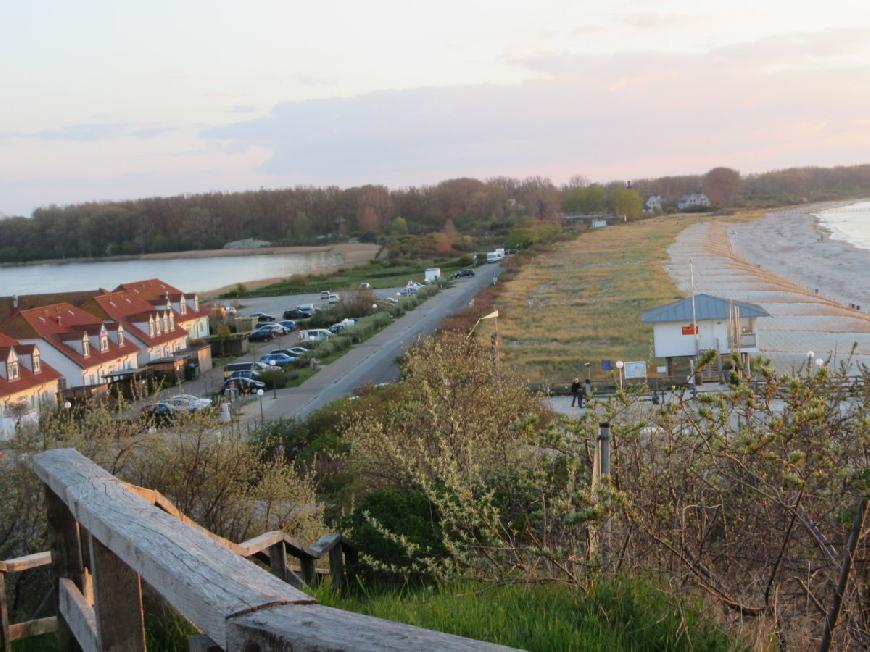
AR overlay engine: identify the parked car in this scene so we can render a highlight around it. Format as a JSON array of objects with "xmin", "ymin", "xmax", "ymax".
[
  {"xmin": 327, "ymin": 293, "xmax": 340, "ymax": 304},
  {"xmin": 223, "ymin": 361, "xmax": 268, "ymax": 378},
  {"xmin": 259, "ymin": 352, "xmax": 295, "ymax": 368},
  {"xmin": 261, "ymin": 322, "xmax": 291, "ymax": 335},
  {"xmin": 320, "ymin": 290, "xmax": 330, "ymax": 299},
  {"xmin": 296, "ymin": 303, "xmax": 316, "ymax": 313},
  {"xmin": 249, "ymin": 327, "xmax": 275, "ymax": 342},
  {"xmin": 299, "ymin": 328, "xmax": 333, "ymax": 343},
  {"xmin": 222, "ymin": 376, "xmax": 266, "ymax": 395},
  {"xmin": 271, "ymin": 347, "xmax": 308, "ymax": 357},
  {"xmin": 139, "ymin": 402, "xmax": 177, "ymax": 425},
  {"xmin": 398, "ymin": 287, "xmax": 417, "ymax": 297},
  {"xmin": 359, "ymin": 282, "xmax": 371, "ymax": 289},
  {"xmin": 278, "ymin": 319, "xmax": 297, "ymax": 331},
  {"xmin": 454, "ymin": 269, "xmax": 475, "ymax": 278},
  {"xmin": 228, "ymin": 369, "xmax": 262, "ymax": 383},
  {"xmin": 386, "ymin": 296, "xmax": 399, "ymax": 304},
  {"xmin": 282, "ymin": 308, "xmax": 307, "ymax": 320},
  {"xmin": 224, "ymin": 305, "xmax": 238, "ymax": 314},
  {"xmin": 328, "ymin": 318, "xmax": 356, "ymax": 334},
  {"xmin": 164, "ymin": 394, "xmax": 213, "ymax": 412},
  {"xmin": 249, "ymin": 312, "xmax": 276, "ymax": 323}
]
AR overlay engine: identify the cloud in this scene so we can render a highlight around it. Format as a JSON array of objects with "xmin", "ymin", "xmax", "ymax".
[
  {"xmin": 199, "ymin": 29, "xmax": 870, "ymax": 186},
  {"xmin": 4, "ymin": 123, "xmax": 175, "ymax": 142},
  {"xmin": 230, "ymin": 104, "xmax": 259, "ymax": 114}
]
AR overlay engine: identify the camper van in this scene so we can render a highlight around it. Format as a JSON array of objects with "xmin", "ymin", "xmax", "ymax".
[{"xmin": 486, "ymin": 252, "xmax": 502, "ymax": 263}]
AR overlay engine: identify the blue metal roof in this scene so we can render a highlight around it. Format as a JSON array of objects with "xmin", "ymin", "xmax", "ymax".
[{"xmin": 641, "ymin": 294, "xmax": 770, "ymax": 323}]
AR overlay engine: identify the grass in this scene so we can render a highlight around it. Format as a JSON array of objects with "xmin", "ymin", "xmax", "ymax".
[
  {"xmin": 223, "ymin": 257, "xmax": 470, "ymax": 298},
  {"xmin": 492, "ymin": 212, "xmax": 762, "ymax": 384},
  {"xmin": 313, "ymin": 579, "xmax": 740, "ymax": 651}
]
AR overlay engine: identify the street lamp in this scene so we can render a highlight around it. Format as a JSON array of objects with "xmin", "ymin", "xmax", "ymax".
[
  {"xmin": 269, "ymin": 360, "xmax": 277, "ymax": 398},
  {"xmin": 257, "ymin": 388, "xmax": 265, "ymax": 425},
  {"xmin": 615, "ymin": 360, "xmax": 624, "ymax": 391},
  {"xmin": 816, "ymin": 357, "xmax": 825, "ymax": 368},
  {"xmin": 807, "ymin": 351, "xmax": 815, "ymax": 377}
]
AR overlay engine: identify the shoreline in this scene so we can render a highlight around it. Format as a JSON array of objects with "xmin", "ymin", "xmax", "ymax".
[{"xmin": 0, "ymin": 242, "xmax": 379, "ymax": 268}]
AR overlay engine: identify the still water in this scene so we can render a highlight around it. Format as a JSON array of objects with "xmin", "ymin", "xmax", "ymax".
[{"xmin": 0, "ymin": 250, "xmax": 344, "ymax": 296}]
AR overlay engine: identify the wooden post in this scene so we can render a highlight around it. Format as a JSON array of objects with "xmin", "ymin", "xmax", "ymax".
[
  {"xmin": 0, "ymin": 571, "xmax": 10, "ymax": 652},
  {"xmin": 45, "ymin": 487, "xmax": 84, "ymax": 651},
  {"xmin": 300, "ymin": 555, "xmax": 317, "ymax": 587},
  {"xmin": 89, "ymin": 535, "xmax": 147, "ymax": 651},
  {"xmin": 329, "ymin": 545, "xmax": 345, "ymax": 591},
  {"xmin": 269, "ymin": 542, "xmax": 288, "ymax": 583}
]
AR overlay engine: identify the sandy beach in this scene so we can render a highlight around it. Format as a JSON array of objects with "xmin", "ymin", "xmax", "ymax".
[{"xmin": 667, "ymin": 203, "xmax": 870, "ymax": 372}]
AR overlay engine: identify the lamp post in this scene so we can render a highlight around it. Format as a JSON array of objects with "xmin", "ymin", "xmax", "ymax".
[
  {"xmin": 257, "ymin": 388, "xmax": 264, "ymax": 426},
  {"xmin": 615, "ymin": 360, "xmax": 624, "ymax": 391},
  {"xmin": 807, "ymin": 351, "xmax": 815, "ymax": 377},
  {"xmin": 269, "ymin": 360, "xmax": 277, "ymax": 398}
]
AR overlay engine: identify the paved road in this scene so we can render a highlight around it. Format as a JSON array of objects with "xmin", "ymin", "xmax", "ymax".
[{"xmin": 240, "ymin": 263, "xmax": 502, "ymax": 423}]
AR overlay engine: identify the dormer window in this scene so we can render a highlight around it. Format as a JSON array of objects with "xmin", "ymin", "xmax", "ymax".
[
  {"xmin": 32, "ymin": 349, "xmax": 41, "ymax": 374},
  {"xmin": 169, "ymin": 311, "xmax": 175, "ymax": 330},
  {"xmin": 163, "ymin": 313, "xmax": 169, "ymax": 333},
  {"xmin": 118, "ymin": 327, "xmax": 125, "ymax": 347},
  {"xmin": 7, "ymin": 359, "xmax": 19, "ymax": 381},
  {"xmin": 180, "ymin": 295, "xmax": 188, "ymax": 315},
  {"xmin": 155, "ymin": 314, "xmax": 162, "ymax": 335},
  {"xmin": 193, "ymin": 295, "xmax": 199, "ymax": 312},
  {"xmin": 82, "ymin": 334, "xmax": 90, "ymax": 358},
  {"xmin": 149, "ymin": 316, "xmax": 156, "ymax": 337},
  {"xmin": 100, "ymin": 331, "xmax": 109, "ymax": 353}
]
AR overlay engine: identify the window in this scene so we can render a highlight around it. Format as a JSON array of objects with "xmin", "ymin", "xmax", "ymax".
[
  {"xmin": 163, "ymin": 313, "xmax": 169, "ymax": 333},
  {"xmin": 193, "ymin": 295, "xmax": 199, "ymax": 312},
  {"xmin": 32, "ymin": 350, "xmax": 41, "ymax": 374},
  {"xmin": 180, "ymin": 296, "xmax": 187, "ymax": 315},
  {"xmin": 100, "ymin": 332, "xmax": 109, "ymax": 353},
  {"xmin": 118, "ymin": 328, "xmax": 125, "ymax": 347},
  {"xmin": 149, "ymin": 317, "xmax": 156, "ymax": 337},
  {"xmin": 7, "ymin": 360, "xmax": 19, "ymax": 381},
  {"xmin": 169, "ymin": 311, "xmax": 175, "ymax": 330},
  {"xmin": 155, "ymin": 315, "xmax": 162, "ymax": 335},
  {"xmin": 82, "ymin": 335, "xmax": 90, "ymax": 358}
]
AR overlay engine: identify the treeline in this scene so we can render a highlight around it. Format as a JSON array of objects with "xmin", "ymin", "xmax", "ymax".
[{"xmin": 2, "ymin": 163, "xmax": 869, "ymax": 263}]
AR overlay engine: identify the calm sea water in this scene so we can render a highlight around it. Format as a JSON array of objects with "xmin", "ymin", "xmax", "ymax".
[
  {"xmin": 0, "ymin": 250, "xmax": 344, "ymax": 296},
  {"xmin": 817, "ymin": 201, "xmax": 870, "ymax": 251}
]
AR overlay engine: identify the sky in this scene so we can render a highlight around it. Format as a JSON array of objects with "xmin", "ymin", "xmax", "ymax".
[{"xmin": 2, "ymin": 0, "xmax": 870, "ymax": 216}]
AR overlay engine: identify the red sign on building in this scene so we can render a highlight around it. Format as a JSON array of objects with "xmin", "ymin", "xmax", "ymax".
[{"xmin": 681, "ymin": 325, "xmax": 698, "ymax": 335}]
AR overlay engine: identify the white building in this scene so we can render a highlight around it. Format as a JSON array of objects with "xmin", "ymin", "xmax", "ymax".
[
  {"xmin": 641, "ymin": 294, "xmax": 769, "ymax": 361},
  {"xmin": 677, "ymin": 193, "xmax": 711, "ymax": 211},
  {"xmin": 645, "ymin": 195, "xmax": 663, "ymax": 212}
]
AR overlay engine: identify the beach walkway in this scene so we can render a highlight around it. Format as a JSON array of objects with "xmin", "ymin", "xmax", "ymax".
[{"xmin": 667, "ymin": 213, "xmax": 870, "ymax": 372}]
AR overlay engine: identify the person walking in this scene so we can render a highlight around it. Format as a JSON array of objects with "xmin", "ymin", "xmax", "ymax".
[
  {"xmin": 583, "ymin": 378, "xmax": 593, "ymax": 406},
  {"xmin": 570, "ymin": 377, "xmax": 581, "ymax": 407}
]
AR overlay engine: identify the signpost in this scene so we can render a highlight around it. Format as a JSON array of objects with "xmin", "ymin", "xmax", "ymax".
[{"xmin": 623, "ymin": 361, "xmax": 647, "ymax": 380}]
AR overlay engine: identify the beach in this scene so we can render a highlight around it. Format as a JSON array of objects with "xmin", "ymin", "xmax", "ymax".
[{"xmin": 667, "ymin": 202, "xmax": 870, "ymax": 372}]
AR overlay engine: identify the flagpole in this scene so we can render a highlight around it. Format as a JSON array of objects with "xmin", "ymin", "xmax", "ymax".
[{"xmin": 690, "ymin": 258, "xmax": 699, "ymax": 356}]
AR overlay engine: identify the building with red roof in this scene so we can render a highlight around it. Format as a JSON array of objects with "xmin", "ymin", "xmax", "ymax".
[
  {"xmin": 115, "ymin": 279, "xmax": 210, "ymax": 339},
  {"xmin": 79, "ymin": 290, "xmax": 189, "ymax": 366},
  {"xmin": 0, "ymin": 303, "xmax": 139, "ymax": 392},
  {"xmin": 0, "ymin": 331, "xmax": 62, "ymax": 438}
]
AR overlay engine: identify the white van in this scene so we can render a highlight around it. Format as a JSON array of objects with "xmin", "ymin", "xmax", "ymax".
[
  {"xmin": 299, "ymin": 329, "xmax": 333, "ymax": 343},
  {"xmin": 486, "ymin": 252, "xmax": 500, "ymax": 263}
]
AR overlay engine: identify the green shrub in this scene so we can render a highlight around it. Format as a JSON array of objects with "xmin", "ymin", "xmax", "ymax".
[{"xmin": 344, "ymin": 488, "xmax": 446, "ymax": 585}]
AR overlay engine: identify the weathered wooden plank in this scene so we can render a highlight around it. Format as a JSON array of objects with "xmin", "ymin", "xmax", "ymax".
[
  {"xmin": 34, "ymin": 449, "xmax": 314, "ymax": 646},
  {"xmin": 187, "ymin": 634, "xmax": 222, "ymax": 651},
  {"xmin": 308, "ymin": 533, "xmax": 341, "ymax": 557},
  {"xmin": 239, "ymin": 531, "xmax": 286, "ymax": 557},
  {"xmin": 58, "ymin": 579, "xmax": 98, "ymax": 652},
  {"xmin": 268, "ymin": 542, "xmax": 287, "ymax": 583},
  {"xmin": 0, "ymin": 572, "xmax": 10, "ymax": 652},
  {"xmin": 8, "ymin": 616, "xmax": 57, "ymax": 642},
  {"xmin": 0, "ymin": 551, "xmax": 52, "ymax": 573},
  {"xmin": 329, "ymin": 545, "xmax": 345, "ymax": 591},
  {"xmin": 299, "ymin": 555, "xmax": 317, "ymax": 586},
  {"xmin": 89, "ymin": 535, "xmax": 146, "ymax": 651},
  {"xmin": 45, "ymin": 486, "xmax": 84, "ymax": 651},
  {"xmin": 227, "ymin": 603, "xmax": 522, "ymax": 651}
]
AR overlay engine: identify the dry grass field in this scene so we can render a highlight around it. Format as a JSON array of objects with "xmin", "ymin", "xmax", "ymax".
[{"xmin": 489, "ymin": 211, "xmax": 762, "ymax": 384}]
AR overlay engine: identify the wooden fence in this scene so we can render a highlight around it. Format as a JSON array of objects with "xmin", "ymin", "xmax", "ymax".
[{"xmin": 2, "ymin": 448, "xmax": 516, "ymax": 651}]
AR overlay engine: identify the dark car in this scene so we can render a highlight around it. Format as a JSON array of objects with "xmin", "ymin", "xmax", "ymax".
[
  {"xmin": 282, "ymin": 309, "xmax": 308, "ymax": 320},
  {"xmin": 455, "ymin": 269, "xmax": 475, "ymax": 278},
  {"xmin": 248, "ymin": 327, "xmax": 275, "ymax": 342},
  {"xmin": 139, "ymin": 402, "xmax": 177, "ymax": 425},
  {"xmin": 257, "ymin": 315, "xmax": 277, "ymax": 324},
  {"xmin": 222, "ymin": 376, "xmax": 266, "ymax": 395},
  {"xmin": 278, "ymin": 319, "xmax": 297, "ymax": 331}
]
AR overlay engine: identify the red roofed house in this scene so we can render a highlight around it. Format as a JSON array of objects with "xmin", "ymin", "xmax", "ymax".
[
  {"xmin": 0, "ymin": 303, "xmax": 139, "ymax": 394},
  {"xmin": 0, "ymin": 332, "xmax": 63, "ymax": 437},
  {"xmin": 116, "ymin": 279, "xmax": 210, "ymax": 339},
  {"xmin": 80, "ymin": 290, "xmax": 190, "ymax": 366}
]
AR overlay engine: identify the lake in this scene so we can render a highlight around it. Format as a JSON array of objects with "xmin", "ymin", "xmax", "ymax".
[{"xmin": 0, "ymin": 249, "xmax": 346, "ymax": 296}]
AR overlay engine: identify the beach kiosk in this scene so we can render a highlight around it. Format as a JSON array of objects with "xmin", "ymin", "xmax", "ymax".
[{"xmin": 641, "ymin": 294, "xmax": 769, "ymax": 379}]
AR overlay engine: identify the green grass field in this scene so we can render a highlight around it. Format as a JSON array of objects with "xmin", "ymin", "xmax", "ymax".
[
  {"xmin": 223, "ymin": 257, "xmax": 471, "ymax": 298},
  {"xmin": 493, "ymin": 212, "xmax": 762, "ymax": 384},
  {"xmin": 314, "ymin": 580, "xmax": 740, "ymax": 651}
]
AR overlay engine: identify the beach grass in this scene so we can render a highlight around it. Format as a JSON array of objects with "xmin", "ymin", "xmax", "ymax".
[{"xmin": 491, "ymin": 211, "xmax": 763, "ymax": 384}]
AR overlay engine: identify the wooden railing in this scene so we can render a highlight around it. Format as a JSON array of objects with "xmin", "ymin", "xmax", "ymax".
[{"xmin": 9, "ymin": 448, "xmax": 514, "ymax": 651}]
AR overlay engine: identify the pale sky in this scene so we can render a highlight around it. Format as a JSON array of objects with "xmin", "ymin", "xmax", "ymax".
[{"xmin": 2, "ymin": 0, "xmax": 870, "ymax": 216}]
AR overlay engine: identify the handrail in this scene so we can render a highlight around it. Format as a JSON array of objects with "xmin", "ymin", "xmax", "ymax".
[{"xmin": 31, "ymin": 448, "xmax": 517, "ymax": 651}]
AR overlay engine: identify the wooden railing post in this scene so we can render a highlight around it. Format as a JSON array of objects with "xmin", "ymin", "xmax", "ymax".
[
  {"xmin": 45, "ymin": 487, "xmax": 84, "ymax": 651},
  {"xmin": 268, "ymin": 541, "xmax": 288, "ymax": 583},
  {"xmin": 89, "ymin": 534, "xmax": 146, "ymax": 651},
  {"xmin": 0, "ymin": 571, "xmax": 10, "ymax": 652},
  {"xmin": 300, "ymin": 555, "xmax": 317, "ymax": 587},
  {"xmin": 329, "ymin": 545, "xmax": 345, "ymax": 591}
]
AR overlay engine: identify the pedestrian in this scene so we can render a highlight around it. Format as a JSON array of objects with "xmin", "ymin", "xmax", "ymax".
[
  {"xmin": 570, "ymin": 377, "xmax": 581, "ymax": 407},
  {"xmin": 584, "ymin": 378, "xmax": 593, "ymax": 405}
]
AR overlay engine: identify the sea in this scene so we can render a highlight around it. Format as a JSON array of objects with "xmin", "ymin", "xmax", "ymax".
[{"xmin": 816, "ymin": 200, "xmax": 870, "ymax": 252}]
